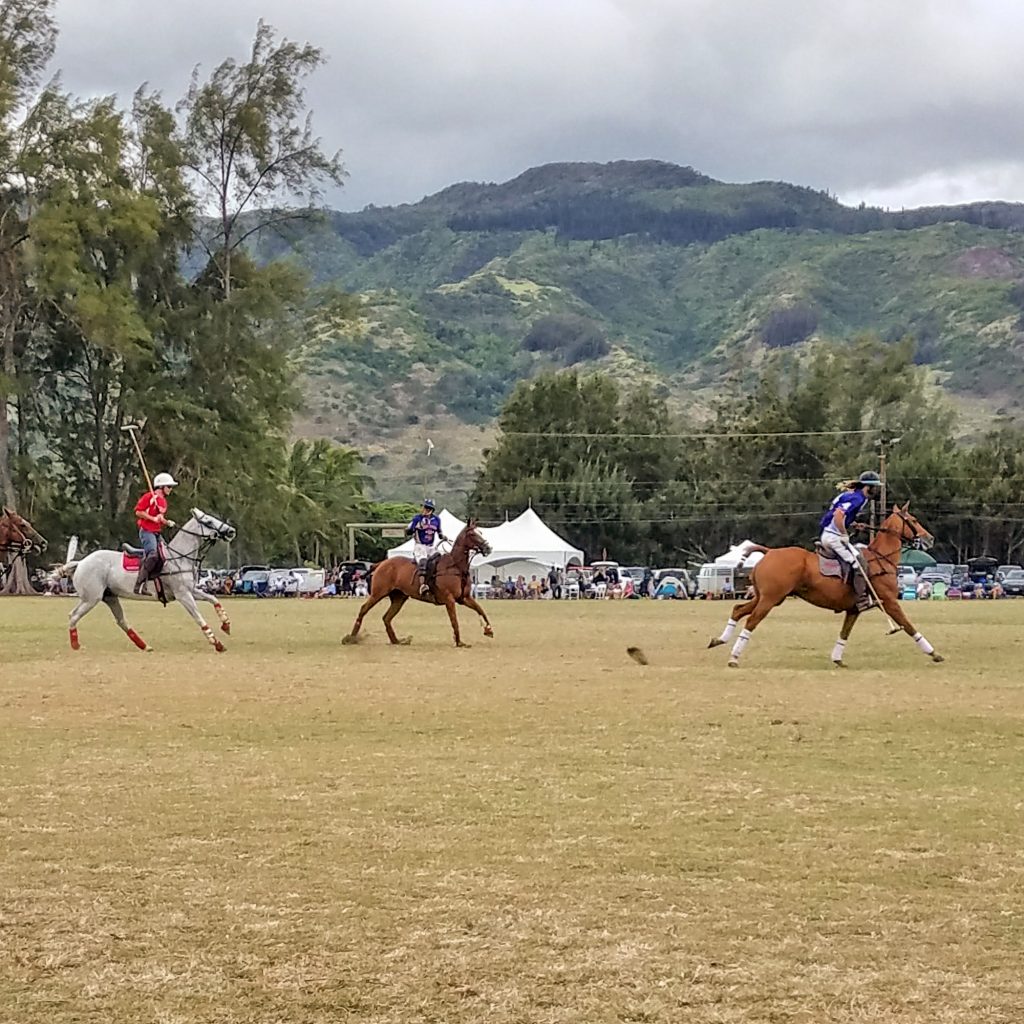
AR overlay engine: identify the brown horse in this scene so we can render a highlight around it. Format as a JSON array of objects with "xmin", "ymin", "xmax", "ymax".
[
  {"xmin": 343, "ymin": 521, "xmax": 495, "ymax": 647},
  {"xmin": 0, "ymin": 507, "xmax": 46, "ymax": 553},
  {"xmin": 708, "ymin": 504, "xmax": 943, "ymax": 668}
]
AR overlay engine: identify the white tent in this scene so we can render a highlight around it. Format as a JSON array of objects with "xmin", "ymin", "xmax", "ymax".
[
  {"xmin": 714, "ymin": 540, "xmax": 765, "ymax": 570},
  {"xmin": 474, "ymin": 507, "xmax": 584, "ymax": 574}
]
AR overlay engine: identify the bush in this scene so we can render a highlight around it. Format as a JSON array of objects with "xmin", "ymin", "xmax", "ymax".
[
  {"xmin": 760, "ymin": 306, "xmax": 818, "ymax": 348},
  {"xmin": 521, "ymin": 314, "xmax": 610, "ymax": 363}
]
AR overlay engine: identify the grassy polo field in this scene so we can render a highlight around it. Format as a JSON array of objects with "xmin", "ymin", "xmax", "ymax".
[{"xmin": 2, "ymin": 596, "xmax": 1023, "ymax": 1023}]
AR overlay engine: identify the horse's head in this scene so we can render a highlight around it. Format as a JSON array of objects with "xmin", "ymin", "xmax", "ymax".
[
  {"xmin": 190, "ymin": 508, "xmax": 237, "ymax": 543},
  {"xmin": 0, "ymin": 507, "xmax": 46, "ymax": 553},
  {"xmin": 461, "ymin": 518, "xmax": 492, "ymax": 557},
  {"xmin": 882, "ymin": 502, "xmax": 934, "ymax": 550}
]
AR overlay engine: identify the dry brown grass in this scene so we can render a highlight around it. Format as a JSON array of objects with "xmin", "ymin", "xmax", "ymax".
[{"xmin": 2, "ymin": 596, "xmax": 1023, "ymax": 1023}]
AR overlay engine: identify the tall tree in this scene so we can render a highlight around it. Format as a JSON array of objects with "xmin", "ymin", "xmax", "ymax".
[
  {"xmin": 178, "ymin": 19, "xmax": 345, "ymax": 298},
  {"xmin": 0, "ymin": 0, "xmax": 57, "ymax": 508}
]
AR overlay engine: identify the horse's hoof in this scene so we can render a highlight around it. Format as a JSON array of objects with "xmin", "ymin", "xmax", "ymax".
[
  {"xmin": 398, "ymin": 637, "xmax": 412, "ymax": 646},
  {"xmin": 832, "ymin": 660, "xmax": 846, "ymax": 669},
  {"xmin": 708, "ymin": 637, "xmax": 724, "ymax": 648},
  {"xmin": 456, "ymin": 642, "xmax": 472, "ymax": 649},
  {"xmin": 483, "ymin": 625, "xmax": 494, "ymax": 638},
  {"xmin": 931, "ymin": 653, "xmax": 945, "ymax": 663},
  {"xmin": 221, "ymin": 622, "xmax": 231, "ymax": 634},
  {"xmin": 341, "ymin": 634, "xmax": 361, "ymax": 645},
  {"xmin": 214, "ymin": 641, "xmax": 226, "ymax": 653},
  {"xmin": 727, "ymin": 659, "xmax": 739, "ymax": 668}
]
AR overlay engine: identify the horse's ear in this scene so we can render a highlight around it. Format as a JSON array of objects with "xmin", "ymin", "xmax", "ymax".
[
  {"xmin": 903, "ymin": 500, "xmax": 911, "ymax": 511},
  {"xmin": 2, "ymin": 506, "xmax": 12, "ymax": 518},
  {"xmin": 468, "ymin": 517, "xmax": 477, "ymax": 528}
]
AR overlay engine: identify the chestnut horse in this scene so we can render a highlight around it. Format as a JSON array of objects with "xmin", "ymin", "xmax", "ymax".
[
  {"xmin": 343, "ymin": 521, "xmax": 495, "ymax": 647},
  {"xmin": 709, "ymin": 504, "xmax": 943, "ymax": 668},
  {"xmin": 0, "ymin": 507, "xmax": 46, "ymax": 554}
]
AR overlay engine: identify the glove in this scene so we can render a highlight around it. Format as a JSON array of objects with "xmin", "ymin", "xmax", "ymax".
[{"xmin": 405, "ymin": 526, "xmax": 414, "ymax": 537}]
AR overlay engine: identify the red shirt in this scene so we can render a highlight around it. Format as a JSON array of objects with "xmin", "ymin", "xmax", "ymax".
[{"xmin": 135, "ymin": 490, "xmax": 168, "ymax": 533}]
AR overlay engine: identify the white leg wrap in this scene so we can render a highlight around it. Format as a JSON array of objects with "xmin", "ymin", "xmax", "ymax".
[
  {"xmin": 831, "ymin": 638, "xmax": 847, "ymax": 662},
  {"xmin": 912, "ymin": 631, "xmax": 934, "ymax": 656},
  {"xmin": 730, "ymin": 628, "xmax": 752, "ymax": 660},
  {"xmin": 719, "ymin": 618, "xmax": 738, "ymax": 643}
]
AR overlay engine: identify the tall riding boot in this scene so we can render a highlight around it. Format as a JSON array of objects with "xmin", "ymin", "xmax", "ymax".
[
  {"xmin": 133, "ymin": 559, "xmax": 149, "ymax": 595},
  {"xmin": 418, "ymin": 561, "xmax": 429, "ymax": 596},
  {"xmin": 851, "ymin": 568, "xmax": 874, "ymax": 611}
]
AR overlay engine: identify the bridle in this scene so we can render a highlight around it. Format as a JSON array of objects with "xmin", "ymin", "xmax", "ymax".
[
  {"xmin": 867, "ymin": 506, "xmax": 933, "ymax": 576},
  {"xmin": 162, "ymin": 519, "xmax": 236, "ymax": 576},
  {"xmin": 0, "ymin": 517, "xmax": 37, "ymax": 554}
]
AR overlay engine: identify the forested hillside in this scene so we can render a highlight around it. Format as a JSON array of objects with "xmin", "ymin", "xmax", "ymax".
[{"xmin": 257, "ymin": 161, "xmax": 1024, "ymax": 499}]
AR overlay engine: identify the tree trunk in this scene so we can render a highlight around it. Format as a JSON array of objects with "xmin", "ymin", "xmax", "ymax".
[{"xmin": 0, "ymin": 553, "xmax": 35, "ymax": 596}]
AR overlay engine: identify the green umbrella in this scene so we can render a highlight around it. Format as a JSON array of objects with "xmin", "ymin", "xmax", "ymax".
[{"xmin": 900, "ymin": 547, "xmax": 937, "ymax": 568}]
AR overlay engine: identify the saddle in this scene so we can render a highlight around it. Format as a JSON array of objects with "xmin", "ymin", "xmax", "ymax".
[
  {"xmin": 410, "ymin": 552, "xmax": 442, "ymax": 601},
  {"xmin": 123, "ymin": 541, "xmax": 167, "ymax": 603},
  {"xmin": 814, "ymin": 544, "xmax": 844, "ymax": 580},
  {"xmin": 814, "ymin": 543, "xmax": 874, "ymax": 611}
]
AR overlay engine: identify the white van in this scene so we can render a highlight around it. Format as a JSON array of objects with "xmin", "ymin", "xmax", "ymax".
[{"xmin": 697, "ymin": 563, "xmax": 736, "ymax": 596}]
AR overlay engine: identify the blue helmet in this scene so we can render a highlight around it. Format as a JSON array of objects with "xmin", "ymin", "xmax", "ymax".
[{"xmin": 422, "ymin": 498, "xmax": 436, "ymax": 510}]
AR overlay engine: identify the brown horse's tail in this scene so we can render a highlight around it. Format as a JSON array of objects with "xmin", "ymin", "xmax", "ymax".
[{"xmin": 744, "ymin": 544, "xmax": 770, "ymax": 555}]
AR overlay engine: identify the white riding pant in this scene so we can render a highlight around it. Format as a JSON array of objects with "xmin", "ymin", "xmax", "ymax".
[
  {"xmin": 820, "ymin": 527, "xmax": 861, "ymax": 569},
  {"xmin": 413, "ymin": 541, "xmax": 437, "ymax": 565}
]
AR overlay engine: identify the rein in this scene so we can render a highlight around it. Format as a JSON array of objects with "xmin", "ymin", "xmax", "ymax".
[
  {"xmin": 160, "ymin": 523, "xmax": 230, "ymax": 577},
  {"xmin": 865, "ymin": 510, "xmax": 928, "ymax": 578}
]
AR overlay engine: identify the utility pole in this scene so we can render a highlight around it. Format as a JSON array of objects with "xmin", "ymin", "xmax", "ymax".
[{"xmin": 875, "ymin": 433, "xmax": 902, "ymax": 525}]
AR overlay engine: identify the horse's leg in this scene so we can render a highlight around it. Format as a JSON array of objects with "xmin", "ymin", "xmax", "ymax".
[
  {"xmin": 461, "ymin": 593, "xmax": 494, "ymax": 638},
  {"xmin": 831, "ymin": 610, "xmax": 859, "ymax": 667},
  {"xmin": 103, "ymin": 594, "xmax": 151, "ymax": 652},
  {"xmin": 879, "ymin": 597, "xmax": 944, "ymax": 663},
  {"xmin": 709, "ymin": 596, "xmax": 758, "ymax": 648},
  {"xmin": 382, "ymin": 594, "xmax": 410, "ymax": 644},
  {"xmin": 175, "ymin": 587, "xmax": 226, "ymax": 652},
  {"xmin": 68, "ymin": 595, "xmax": 101, "ymax": 650},
  {"xmin": 191, "ymin": 587, "xmax": 231, "ymax": 634},
  {"xmin": 444, "ymin": 596, "xmax": 468, "ymax": 647},
  {"xmin": 727, "ymin": 595, "xmax": 780, "ymax": 667},
  {"xmin": 343, "ymin": 590, "xmax": 387, "ymax": 643}
]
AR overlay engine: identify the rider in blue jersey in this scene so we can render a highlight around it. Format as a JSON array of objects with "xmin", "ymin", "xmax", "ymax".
[
  {"xmin": 406, "ymin": 498, "xmax": 447, "ymax": 595},
  {"xmin": 820, "ymin": 470, "xmax": 882, "ymax": 608}
]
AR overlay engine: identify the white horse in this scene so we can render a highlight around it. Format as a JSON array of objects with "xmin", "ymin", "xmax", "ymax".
[{"xmin": 54, "ymin": 509, "xmax": 236, "ymax": 653}]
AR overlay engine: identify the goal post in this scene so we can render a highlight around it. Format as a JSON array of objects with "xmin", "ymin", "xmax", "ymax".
[{"xmin": 345, "ymin": 522, "xmax": 408, "ymax": 561}]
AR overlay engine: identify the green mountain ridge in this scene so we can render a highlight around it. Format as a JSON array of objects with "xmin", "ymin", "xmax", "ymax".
[{"xmin": 253, "ymin": 160, "xmax": 1024, "ymax": 500}]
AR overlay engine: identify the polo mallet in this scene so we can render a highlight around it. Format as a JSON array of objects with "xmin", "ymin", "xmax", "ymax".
[{"xmin": 121, "ymin": 423, "xmax": 153, "ymax": 494}]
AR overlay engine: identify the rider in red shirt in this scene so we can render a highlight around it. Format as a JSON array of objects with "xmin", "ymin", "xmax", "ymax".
[{"xmin": 133, "ymin": 472, "xmax": 177, "ymax": 594}]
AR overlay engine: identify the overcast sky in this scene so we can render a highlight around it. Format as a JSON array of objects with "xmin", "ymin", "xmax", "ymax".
[{"xmin": 51, "ymin": 0, "xmax": 1024, "ymax": 212}]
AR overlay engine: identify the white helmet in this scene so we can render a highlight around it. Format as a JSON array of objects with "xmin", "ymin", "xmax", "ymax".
[{"xmin": 153, "ymin": 472, "xmax": 178, "ymax": 488}]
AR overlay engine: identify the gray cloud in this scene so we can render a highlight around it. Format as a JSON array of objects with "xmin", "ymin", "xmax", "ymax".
[{"xmin": 51, "ymin": 0, "xmax": 1024, "ymax": 210}]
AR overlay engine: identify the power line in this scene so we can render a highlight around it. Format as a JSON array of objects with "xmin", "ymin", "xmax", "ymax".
[{"xmin": 500, "ymin": 428, "xmax": 879, "ymax": 440}]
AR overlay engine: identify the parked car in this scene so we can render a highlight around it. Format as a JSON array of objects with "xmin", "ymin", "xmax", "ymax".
[
  {"xmin": 1001, "ymin": 569, "xmax": 1024, "ymax": 596},
  {"xmin": 237, "ymin": 568, "xmax": 269, "ymax": 595},
  {"xmin": 997, "ymin": 564, "xmax": 1022, "ymax": 581},
  {"xmin": 897, "ymin": 565, "xmax": 918, "ymax": 589},
  {"xmin": 917, "ymin": 570, "xmax": 952, "ymax": 587}
]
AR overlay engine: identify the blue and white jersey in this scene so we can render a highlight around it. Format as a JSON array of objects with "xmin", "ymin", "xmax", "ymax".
[
  {"xmin": 408, "ymin": 513, "xmax": 442, "ymax": 545},
  {"xmin": 819, "ymin": 489, "xmax": 868, "ymax": 531}
]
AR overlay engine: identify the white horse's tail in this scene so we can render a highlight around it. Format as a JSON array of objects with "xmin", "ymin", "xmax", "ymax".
[{"xmin": 50, "ymin": 560, "xmax": 81, "ymax": 581}]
